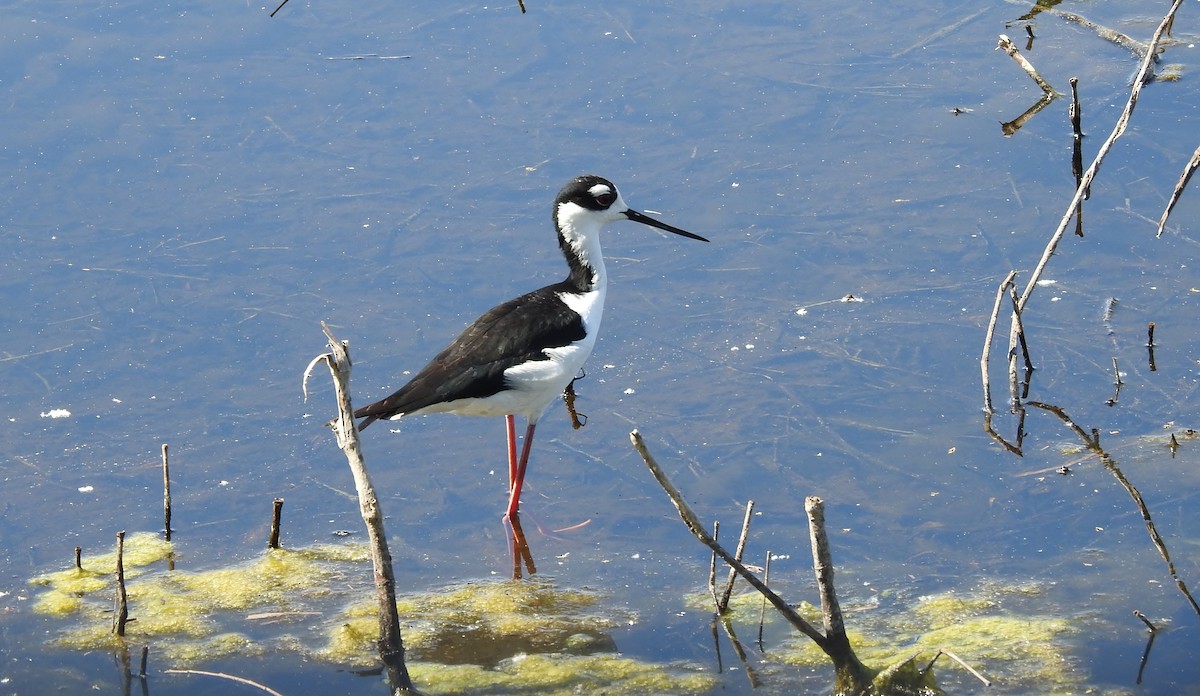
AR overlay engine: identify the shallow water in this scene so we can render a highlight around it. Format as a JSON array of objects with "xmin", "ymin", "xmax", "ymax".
[{"xmin": 3, "ymin": 0, "xmax": 1200, "ymax": 693}]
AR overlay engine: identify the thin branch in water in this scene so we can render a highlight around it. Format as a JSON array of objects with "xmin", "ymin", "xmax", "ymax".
[
  {"xmin": 981, "ymin": 270, "xmax": 1017, "ymax": 414},
  {"xmin": 1147, "ymin": 322, "xmax": 1157, "ymax": 372},
  {"xmin": 1157, "ymin": 143, "xmax": 1200, "ymax": 237},
  {"xmin": 717, "ymin": 500, "xmax": 755, "ymax": 614},
  {"xmin": 708, "ymin": 521, "xmax": 720, "ymax": 609},
  {"xmin": 629, "ymin": 430, "xmax": 830, "ymax": 650},
  {"xmin": 997, "ymin": 34, "xmax": 1058, "ymax": 96},
  {"xmin": 113, "ymin": 531, "xmax": 129, "ymax": 636},
  {"xmin": 164, "ymin": 669, "xmax": 287, "ymax": 696},
  {"xmin": 309, "ymin": 323, "xmax": 418, "ymax": 693},
  {"xmin": 1028, "ymin": 401, "xmax": 1200, "ymax": 619},
  {"xmin": 1069, "ymin": 77, "xmax": 1088, "ymax": 237},
  {"xmin": 921, "ymin": 649, "xmax": 992, "ymax": 687},
  {"xmin": 757, "ymin": 550, "xmax": 772, "ymax": 651},
  {"xmin": 1017, "ymin": 0, "xmax": 1187, "ymax": 310},
  {"xmin": 1007, "ymin": 286, "xmax": 1024, "ymax": 409},
  {"xmin": 268, "ymin": 498, "xmax": 285, "ymax": 549},
  {"xmin": 162, "ymin": 444, "xmax": 172, "ymax": 542},
  {"xmin": 1132, "ymin": 610, "xmax": 1160, "ymax": 685},
  {"xmin": 1047, "ymin": 8, "xmax": 1152, "ymax": 59},
  {"xmin": 1106, "ymin": 357, "xmax": 1123, "ymax": 407}
]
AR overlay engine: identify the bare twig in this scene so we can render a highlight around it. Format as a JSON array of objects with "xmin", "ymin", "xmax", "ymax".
[
  {"xmin": 981, "ymin": 270, "xmax": 1017, "ymax": 414},
  {"xmin": 311, "ymin": 323, "xmax": 417, "ymax": 693},
  {"xmin": 164, "ymin": 669, "xmax": 287, "ymax": 696},
  {"xmin": 1007, "ymin": 287, "xmax": 1022, "ymax": 409},
  {"xmin": 757, "ymin": 550, "xmax": 772, "ymax": 649},
  {"xmin": 1107, "ymin": 357, "xmax": 1123, "ymax": 406},
  {"xmin": 162, "ymin": 444, "xmax": 172, "ymax": 542},
  {"xmin": 1028, "ymin": 401, "xmax": 1200, "ymax": 618},
  {"xmin": 1017, "ymin": 0, "xmax": 1187, "ymax": 310},
  {"xmin": 806, "ymin": 497, "xmax": 848, "ymax": 646},
  {"xmin": 709, "ymin": 521, "xmax": 720, "ymax": 609},
  {"xmin": 268, "ymin": 498, "xmax": 284, "ymax": 549},
  {"xmin": 113, "ymin": 531, "xmax": 129, "ymax": 636},
  {"xmin": 1069, "ymin": 77, "xmax": 1087, "ymax": 236},
  {"xmin": 922, "ymin": 649, "xmax": 992, "ymax": 687},
  {"xmin": 1157, "ymin": 143, "xmax": 1200, "ymax": 237},
  {"xmin": 629, "ymin": 430, "xmax": 830, "ymax": 650},
  {"xmin": 1148, "ymin": 322, "xmax": 1158, "ymax": 372},
  {"xmin": 717, "ymin": 500, "xmax": 755, "ymax": 613},
  {"xmin": 1047, "ymin": 9, "xmax": 1152, "ymax": 58},
  {"xmin": 997, "ymin": 35, "xmax": 1058, "ymax": 96}
]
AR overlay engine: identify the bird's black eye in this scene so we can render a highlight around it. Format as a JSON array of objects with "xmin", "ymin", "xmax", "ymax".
[{"xmin": 594, "ymin": 191, "xmax": 616, "ymax": 207}]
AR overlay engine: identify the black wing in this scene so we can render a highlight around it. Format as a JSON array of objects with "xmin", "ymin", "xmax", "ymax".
[{"xmin": 355, "ymin": 282, "xmax": 586, "ymax": 429}]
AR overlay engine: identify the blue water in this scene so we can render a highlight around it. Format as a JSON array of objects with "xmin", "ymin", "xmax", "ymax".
[{"xmin": 3, "ymin": 0, "xmax": 1200, "ymax": 693}]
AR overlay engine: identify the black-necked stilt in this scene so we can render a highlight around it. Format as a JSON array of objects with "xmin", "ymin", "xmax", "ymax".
[{"xmin": 354, "ymin": 174, "xmax": 708, "ymax": 518}]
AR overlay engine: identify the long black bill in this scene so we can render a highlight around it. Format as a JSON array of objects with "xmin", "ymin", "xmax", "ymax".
[{"xmin": 625, "ymin": 209, "xmax": 710, "ymax": 242}]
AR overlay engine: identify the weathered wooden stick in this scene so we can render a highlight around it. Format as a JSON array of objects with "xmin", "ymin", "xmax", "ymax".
[
  {"xmin": 630, "ymin": 430, "xmax": 829, "ymax": 649},
  {"xmin": 162, "ymin": 444, "xmax": 172, "ymax": 542},
  {"xmin": 1157, "ymin": 143, "xmax": 1200, "ymax": 237},
  {"xmin": 717, "ymin": 500, "xmax": 755, "ymax": 613},
  {"xmin": 113, "ymin": 531, "xmax": 129, "ymax": 636},
  {"xmin": 310, "ymin": 323, "xmax": 417, "ymax": 694},
  {"xmin": 980, "ymin": 270, "xmax": 1017, "ymax": 414},
  {"xmin": 1028, "ymin": 400, "xmax": 1200, "ymax": 618},
  {"xmin": 1133, "ymin": 610, "xmax": 1158, "ymax": 632},
  {"xmin": 1018, "ymin": 0, "xmax": 1187, "ymax": 310},
  {"xmin": 1069, "ymin": 77, "xmax": 1087, "ymax": 237},
  {"xmin": 708, "ymin": 521, "xmax": 720, "ymax": 609},
  {"xmin": 164, "ymin": 669, "xmax": 286, "ymax": 696},
  {"xmin": 757, "ymin": 550, "xmax": 772, "ymax": 649},
  {"xmin": 268, "ymin": 498, "xmax": 284, "ymax": 549},
  {"xmin": 997, "ymin": 34, "xmax": 1058, "ymax": 96},
  {"xmin": 806, "ymin": 498, "xmax": 847, "ymax": 644}
]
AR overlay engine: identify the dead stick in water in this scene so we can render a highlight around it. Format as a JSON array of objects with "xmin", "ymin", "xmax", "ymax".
[
  {"xmin": 268, "ymin": 498, "xmax": 284, "ymax": 549},
  {"xmin": 74, "ymin": 546, "xmax": 82, "ymax": 570},
  {"xmin": 162, "ymin": 444, "xmax": 172, "ymax": 541},
  {"xmin": 1017, "ymin": 0, "xmax": 1187, "ymax": 310},
  {"xmin": 164, "ymin": 669, "xmax": 286, "ymax": 696},
  {"xmin": 717, "ymin": 500, "xmax": 755, "ymax": 613},
  {"xmin": 708, "ymin": 521, "xmax": 720, "ymax": 609},
  {"xmin": 1069, "ymin": 77, "xmax": 1087, "ymax": 237},
  {"xmin": 757, "ymin": 550, "xmax": 772, "ymax": 649},
  {"xmin": 980, "ymin": 270, "xmax": 1016, "ymax": 414},
  {"xmin": 630, "ymin": 430, "xmax": 829, "ymax": 650},
  {"xmin": 305, "ymin": 322, "xmax": 418, "ymax": 693},
  {"xmin": 113, "ymin": 531, "xmax": 129, "ymax": 636},
  {"xmin": 997, "ymin": 34, "xmax": 1058, "ymax": 96},
  {"xmin": 1157, "ymin": 143, "xmax": 1200, "ymax": 238}
]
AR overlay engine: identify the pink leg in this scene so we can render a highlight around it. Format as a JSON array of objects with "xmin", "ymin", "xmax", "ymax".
[
  {"xmin": 505, "ymin": 414, "xmax": 518, "ymax": 491},
  {"xmin": 505, "ymin": 421, "xmax": 537, "ymax": 518}
]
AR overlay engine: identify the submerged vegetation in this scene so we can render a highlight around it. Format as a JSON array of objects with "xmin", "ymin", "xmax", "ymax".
[{"xmin": 27, "ymin": 532, "xmax": 716, "ymax": 693}]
